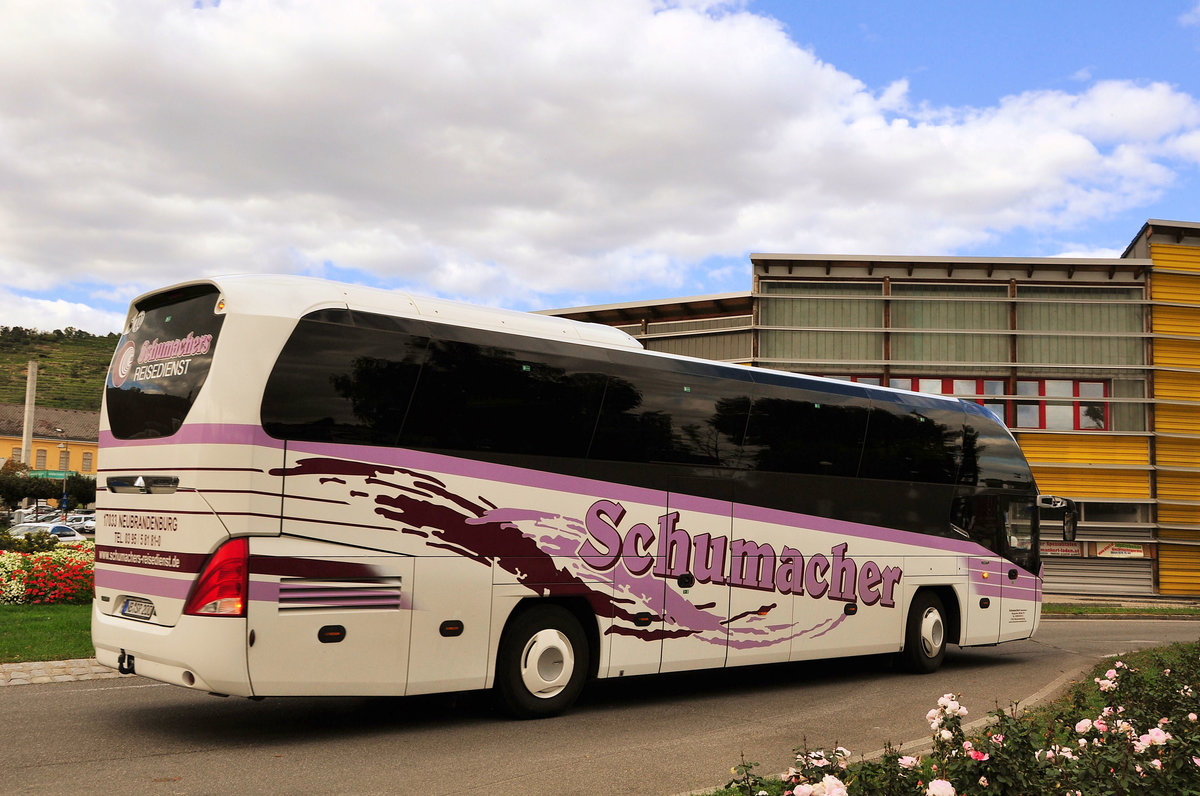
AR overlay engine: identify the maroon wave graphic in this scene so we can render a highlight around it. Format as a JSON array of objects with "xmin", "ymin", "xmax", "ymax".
[{"xmin": 271, "ymin": 456, "xmax": 853, "ymax": 650}]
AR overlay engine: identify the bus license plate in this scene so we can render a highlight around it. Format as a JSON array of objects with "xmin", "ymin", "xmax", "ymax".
[{"xmin": 120, "ymin": 598, "xmax": 155, "ymax": 620}]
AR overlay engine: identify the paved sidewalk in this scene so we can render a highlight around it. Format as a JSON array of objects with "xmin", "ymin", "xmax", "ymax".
[{"xmin": 1, "ymin": 658, "xmax": 126, "ymax": 687}]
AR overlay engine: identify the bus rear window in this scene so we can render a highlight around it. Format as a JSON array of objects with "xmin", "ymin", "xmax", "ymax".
[{"xmin": 105, "ymin": 285, "xmax": 225, "ymax": 440}]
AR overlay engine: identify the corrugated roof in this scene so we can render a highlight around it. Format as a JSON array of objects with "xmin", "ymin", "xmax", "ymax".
[
  {"xmin": 541, "ymin": 291, "xmax": 753, "ymax": 325},
  {"xmin": 0, "ymin": 404, "xmax": 99, "ymax": 442}
]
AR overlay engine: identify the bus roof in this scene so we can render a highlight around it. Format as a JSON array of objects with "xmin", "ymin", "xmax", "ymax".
[
  {"xmin": 127, "ymin": 274, "xmax": 645, "ymax": 352},
  {"xmin": 129, "ymin": 274, "xmax": 988, "ymax": 419}
]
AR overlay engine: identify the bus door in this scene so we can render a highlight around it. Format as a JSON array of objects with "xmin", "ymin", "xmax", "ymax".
[
  {"xmin": 659, "ymin": 478, "xmax": 732, "ymax": 673},
  {"xmin": 999, "ymin": 498, "xmax": 1039, "ymax": 642},
  {"xmin": 963, "ymin": 555, "xmax": 1003, "ymax": 645},
  {"xmin": 953, "ymin": 494, "xmax": 1002, "ymax": 645},
  {"xmin": 725, "ymin": 508, "xmax": 793, "ymax": 669},
  {"xmin": 598, "ymin": 489, "xmax": 669, "ymax": 679}
]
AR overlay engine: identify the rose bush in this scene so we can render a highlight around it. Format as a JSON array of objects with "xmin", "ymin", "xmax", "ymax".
[
  {"xmin": 0, "ymin": 540, "xmax": 94, "ymax": 605},
  {"xmin": 724, "ymin": 641, "xmax": 1200, "ymax": 795}
]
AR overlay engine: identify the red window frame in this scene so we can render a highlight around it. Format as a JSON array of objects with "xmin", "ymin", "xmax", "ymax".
[{"xmin": 836, "ymin": 376, "xmax": 1109, "ymax": 430}]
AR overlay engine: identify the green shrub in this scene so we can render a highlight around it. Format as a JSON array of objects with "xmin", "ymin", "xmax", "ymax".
[{"xmin": 0, "ymin": 528, "xmax": 60, "ymax": 553}]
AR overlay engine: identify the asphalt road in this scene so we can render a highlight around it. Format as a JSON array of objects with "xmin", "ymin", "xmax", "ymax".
[{"xmin": 3, "ymin": 619, "xmax": 1198, "ymax": 796}]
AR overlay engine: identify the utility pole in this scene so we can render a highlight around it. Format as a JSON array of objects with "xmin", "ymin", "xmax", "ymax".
[{"xmin": 21, "ymin": 360, "xmax": 36, "ymax": 465}]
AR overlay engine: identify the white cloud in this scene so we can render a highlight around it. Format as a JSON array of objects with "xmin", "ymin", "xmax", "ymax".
[
  {"xmin": 0, "ymin": 289, "xmax": 125, "ymax": 335},
  {"xmin": 0, "ymin": 0, "xmax": 1197, "ymax": 321},
  {"xmin": 1181, "ymin": 2, "xmax": 1200, "ymax": 26}
]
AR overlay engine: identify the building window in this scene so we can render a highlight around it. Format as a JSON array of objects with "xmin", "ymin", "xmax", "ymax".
[
  {"xmin": 82, "ymin": 452, "xmax": 93, "ymax": 472},
  {"xmin": 1014, "ymin": 379, "xmax": 1108, "ymax": 430},
  {"xmin": 10, "ymin": 447, "xmax": 18, "ymax": 462},
  {"xmin": 35, "ymin": 449, "xmax": 46, "ymax": 469},
  {"xmin": 59, "ymin": 450, "xmax": 70, "ymax": 470}
]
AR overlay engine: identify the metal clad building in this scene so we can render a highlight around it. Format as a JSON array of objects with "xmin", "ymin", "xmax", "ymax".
[{"xmin": 547, "ymin": 219, "xmax": 1200, "ymax": 596}]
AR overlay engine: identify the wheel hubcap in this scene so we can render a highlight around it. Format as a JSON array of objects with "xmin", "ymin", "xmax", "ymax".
[
  {"xmin": 520, "ymin": 628, "xmax": 574, "ymax": 699},
  {"xmin": 919, "ymin": 607, "xmax": 944, "ymax": 657}
]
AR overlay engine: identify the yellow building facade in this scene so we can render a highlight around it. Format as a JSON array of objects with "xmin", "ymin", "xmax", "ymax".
[
  {"xmin": 1125, "ymin": 222, "xmax": 1200, "ymax": 594},
  {"xmin": 0, "ymin": 405, "xmax": 100, "ymax": 478}
]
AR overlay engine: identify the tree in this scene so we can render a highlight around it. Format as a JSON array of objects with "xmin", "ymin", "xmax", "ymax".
[
  {"xmin": 0, "ymin": 473, "xmax": 62, "ymax": 511},
  {"xmin": 1, "ymin": 458, "xmax": 29, "ymax": 476},
  {"xmin": 65, "ymin": 475, "xmax": 96, "ymax": 511}
]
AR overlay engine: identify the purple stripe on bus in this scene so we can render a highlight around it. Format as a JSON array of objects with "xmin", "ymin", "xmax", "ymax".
[
  {"xmin": 100, "ymin": 423, "xmax": 283, "ymax": 449},
  {"xmin": 972, "ymin": 583, "xmax": 1003, "ymax": 599},
  {"xmin": 96, "ymin": 568, "xmax": 193, "ymax": 600},
  {"xmin": 248, "ymin": 580, "xmax": 280, "ymax": 602},
  {"xmin": 102, "ymin": 422, "xmax": 1018, "ymax": 560}
]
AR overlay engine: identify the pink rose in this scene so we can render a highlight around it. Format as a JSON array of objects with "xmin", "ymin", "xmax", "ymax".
[
  {"xmin": 821, "ymin": 775, "xmax": 848, "ymax": 796},
  {"xmin": 926, "ymin": 779, "xmax": 956, "ymax": 796}
]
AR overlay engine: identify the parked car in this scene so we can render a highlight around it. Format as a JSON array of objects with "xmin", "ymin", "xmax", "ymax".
[
  {"xmin": 64, "ymin": 514, "xmax": 96, "ymax": 534},
  {"xmin": 6, "ymin": 523, "xmax": 87, "ymax": 543}
]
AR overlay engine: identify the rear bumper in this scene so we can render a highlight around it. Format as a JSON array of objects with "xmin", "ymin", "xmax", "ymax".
[{"xmin": 92, "ymin": 600, "xmax": 253, "ymax": 696}]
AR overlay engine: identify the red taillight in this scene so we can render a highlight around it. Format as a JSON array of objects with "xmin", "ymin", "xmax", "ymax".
[{"xmin": 183, "ymin": 538, "xmax": 249, "ymax": 617}]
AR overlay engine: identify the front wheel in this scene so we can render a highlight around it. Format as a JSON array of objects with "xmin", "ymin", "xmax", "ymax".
[
  {"xmin": 495, "ymin": 605, "xmax": 589, "ymax": 718},
  {"xmin": 900, "ymin": 591, "xmax": 947, "ymax": 673}
]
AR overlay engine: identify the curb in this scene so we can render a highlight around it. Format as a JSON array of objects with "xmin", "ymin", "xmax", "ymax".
[{"xmin": 0, "ymin": 658, "xmax": 127, "ymax": 687}]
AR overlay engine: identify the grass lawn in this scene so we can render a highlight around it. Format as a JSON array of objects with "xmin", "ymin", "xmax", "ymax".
[
  {"xmin": 0, "ymin": 603, "xmax": 93, "ymax": 664},
  {"xmin": 1042, "ymin": 603, "xmax": 1200, "ymax": 616}
]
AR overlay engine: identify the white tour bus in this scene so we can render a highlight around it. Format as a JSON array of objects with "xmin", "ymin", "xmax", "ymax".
[{"xmin": 93, "ymin": 275, "xmax": 1077, "ymax": 717}]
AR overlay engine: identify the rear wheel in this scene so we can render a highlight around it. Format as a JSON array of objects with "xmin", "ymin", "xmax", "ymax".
[
  {"xmin": 901, "ymin": 591, "xmax": 947, "ymax": 673},
  {"xmin": 495, "ymin": 605, "xmax": 589, "ymax": 718}
]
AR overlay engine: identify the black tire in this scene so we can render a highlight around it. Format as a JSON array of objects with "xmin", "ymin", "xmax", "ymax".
[
  {"xmin": 495, "ymin": 605, "xmax": 589, "ymax": 719},
  {"xmin": 900, "ymin": 591, "xmax": 947, "ymax": 673}
]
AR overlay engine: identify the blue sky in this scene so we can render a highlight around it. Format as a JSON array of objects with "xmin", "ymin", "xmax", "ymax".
[
  {"xmin": 1, "ymin": 0, "xmax": 1199, "ymax": 333},
  {"xmin": 750, "ymin": 0, "xmax": 1200, "ymax": 257}
]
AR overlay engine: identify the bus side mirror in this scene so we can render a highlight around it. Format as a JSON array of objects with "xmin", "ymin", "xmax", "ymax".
[
  {"xmin": 1037, "ymin": 495, "xmax": 1067, "ymax": 510},
  {"xmin": 1038, "ymin": 495, "xmax": 1077, "ymax": 542},
  {"xmin": 1063, "ymin": 510, "xmax": 1077, "ymax": 542}
]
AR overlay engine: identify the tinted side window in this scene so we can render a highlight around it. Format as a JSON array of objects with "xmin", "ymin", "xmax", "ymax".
[
  {"xmin": 262, "ymin": 309, "xmax": 429, "ymax": 445},
  {"xmin": 859, "ymin": 397, "xmax": 963, "ymax": 484},
  {"xmin": 742, "ymin": 384, "xmax": 870, "ymax": 477},
  {"xmin": 589, "ymin": 355, "xmax": 754, "ymax": 467},
  {"xmin": 399, "ymin": 327, "xmax": 608, "ymax": 459}
]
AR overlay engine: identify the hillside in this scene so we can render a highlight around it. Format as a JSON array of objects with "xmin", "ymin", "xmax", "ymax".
[{"xmin": 0, "ymin": 327, "xmax": 117, "ymax": 412}]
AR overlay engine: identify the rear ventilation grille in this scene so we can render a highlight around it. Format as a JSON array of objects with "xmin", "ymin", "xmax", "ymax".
[{"xmin": 278, "ymin": 578, "xmax": 403, "ymax": 611}]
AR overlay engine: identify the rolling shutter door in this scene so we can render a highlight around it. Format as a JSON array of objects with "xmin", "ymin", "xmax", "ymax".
[{"xmin": 1042, "ymin": 558, "xmax": 1154, "ymax": 595}]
